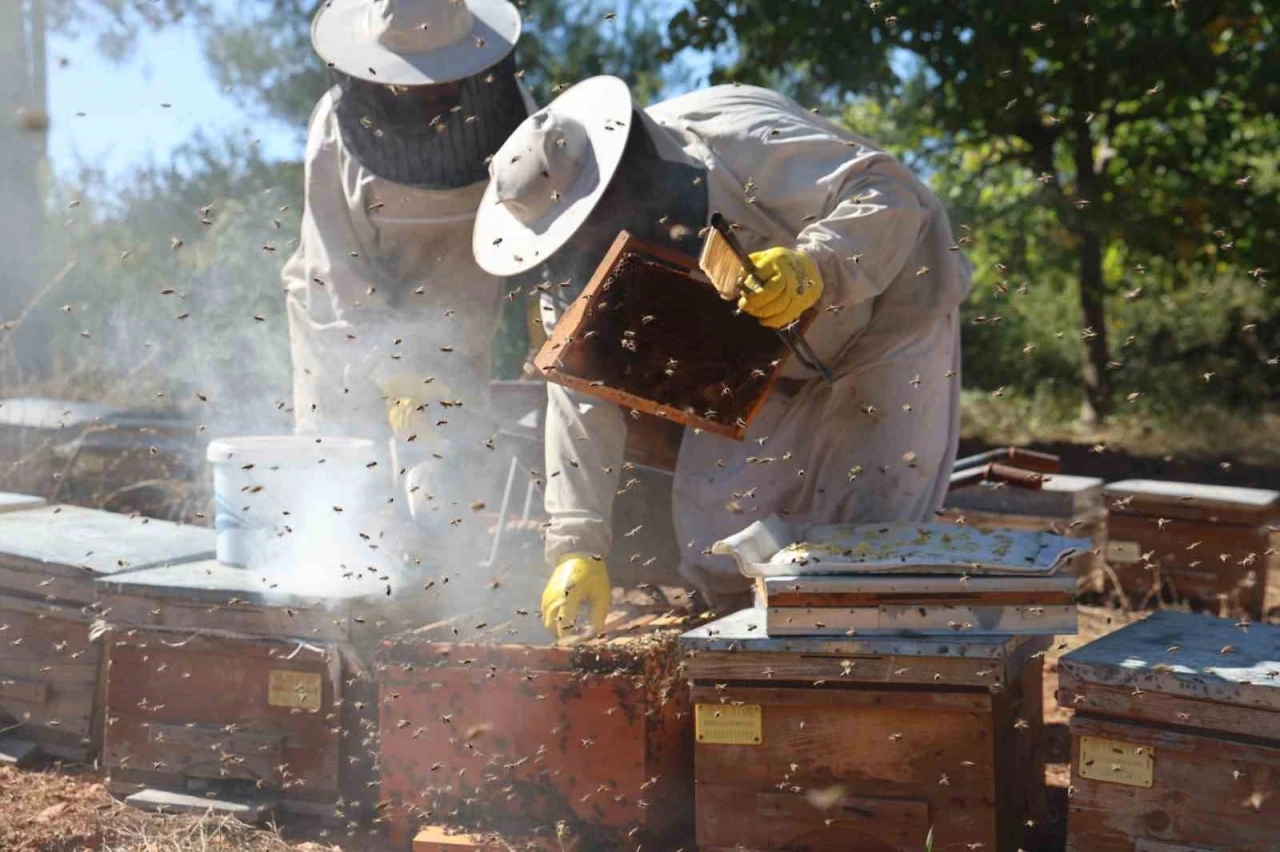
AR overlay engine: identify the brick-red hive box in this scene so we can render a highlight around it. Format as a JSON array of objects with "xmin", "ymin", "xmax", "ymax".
[{"xmin": 375, "ymin": 609, "xmax": 697, "ymax": 850}]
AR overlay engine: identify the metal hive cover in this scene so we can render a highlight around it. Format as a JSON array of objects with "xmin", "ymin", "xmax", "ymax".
[
  {"xmin": 1058, "ymin": 610, "xmax": 1279, "ymax": 711},
  {"xmin": 98, "ymin": 560, "xmax": 389, "ymax": 607},
  {"xmin": 1103, "ymin": 479, "xmax": 1279, "ymax": 510},
  {"xmin": 0, "ymin": 505, "xmax": 214, "ymax": 580},
  {"xmin": 713, "ymin": 516, "xmax": 1085, "ymax": 579}
]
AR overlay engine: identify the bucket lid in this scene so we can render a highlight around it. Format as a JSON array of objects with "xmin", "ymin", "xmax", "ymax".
[{"xmin": 206, "ymin": 435, "xmax": 377, "ymax": 463}]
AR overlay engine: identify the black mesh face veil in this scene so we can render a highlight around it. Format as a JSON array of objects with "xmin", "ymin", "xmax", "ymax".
[
  {"xmin": 333, "ymin": 53, "xmax": 528, "ymax": 189},
  {"xmin": 534, "ymin": 112, "xmax": 710, "ymax": 300}
]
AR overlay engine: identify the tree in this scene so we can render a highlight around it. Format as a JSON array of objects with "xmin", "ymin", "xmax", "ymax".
[
  {"xmin": 0, "ymin": 0, "xmax": 50, "ymax": 375},
  {"xmin": 669, "ymin": 1, "xmax": 1280, "ymax": 423}
]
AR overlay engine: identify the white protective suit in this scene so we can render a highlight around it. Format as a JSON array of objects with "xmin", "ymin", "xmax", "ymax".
[
  {"xmin": 283, "ymin": 86, "xmax": 523, "ymax": 448},
  {"xmin": 541, "ymin": 84, "xmax": 972, "ymax": 600}
]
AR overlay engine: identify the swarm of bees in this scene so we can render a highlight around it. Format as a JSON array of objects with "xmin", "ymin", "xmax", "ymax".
[{"xmin": 12, "ymin": 3, "xmax": 1278, "ymax": 851}]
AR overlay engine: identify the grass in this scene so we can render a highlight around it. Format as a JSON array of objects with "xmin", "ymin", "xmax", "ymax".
[{"xmin": 960, "ymin": 388, "xmax": 1280, "ymax": 467}]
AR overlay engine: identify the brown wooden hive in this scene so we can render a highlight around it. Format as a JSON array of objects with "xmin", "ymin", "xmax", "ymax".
[
  {"xmin": 375, "ymin": 608, "xmax": 700, "ymax": 850},
  {"xmin": 0, "ymin": 503, "xmax": 214, "ymax": 763},
  {"xmin": 680, "ymin": 609, "xmax": 1049, "ymax": 852},
  {"xmin": 1058, "ymin": 610, "xmax": 1278, "ymax": 851},
  {"xmin": 1100, "ymin": 479, "xmax": 1279, "ymax": 617}
]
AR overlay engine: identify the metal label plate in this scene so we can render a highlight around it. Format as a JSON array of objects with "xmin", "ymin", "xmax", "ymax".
[
  {"xmin": 695, "ymin": 703, "xmax": 761, "ymax": 745},
  {"xmin": 1078, "ymin": 735, "xmax": 1154, "ymax": 788},
  {"xmin": 267, "ymin": 669, "xmax": 322, "ymax": 712},
  {"xmin": 1105, "ymin": 540, "xmax": 1142, "ymax": 563}
]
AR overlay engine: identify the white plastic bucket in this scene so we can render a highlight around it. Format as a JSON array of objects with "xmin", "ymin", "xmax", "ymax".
[{"xmin": 207, "ymin": 435, "xmax": 380, "ymax": 569}]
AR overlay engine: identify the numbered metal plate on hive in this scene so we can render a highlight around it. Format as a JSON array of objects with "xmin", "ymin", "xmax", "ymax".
[
  {"xmin": 1078, "ymin": 735, "xmax": 1153, "ymax": 787},
  {"xmin": 695, "ymin": 703, "xmax": 761, "ymax": 745},
  {"xmin": 268, "ymin": 669, "xmax": 322, "ymax": 712},
  {"xmin": 1105, "ymin": 540, "xmax": 1142, "ymax": 564}
]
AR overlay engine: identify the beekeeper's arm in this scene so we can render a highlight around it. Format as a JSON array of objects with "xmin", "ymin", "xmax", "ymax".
[
  {"xmin": 713, "ymin": 91, "xmax": 934, "ymax": 340},
  {"xmin": 538, "ymin": 291, "xmax": 624, "ymax": 637}
]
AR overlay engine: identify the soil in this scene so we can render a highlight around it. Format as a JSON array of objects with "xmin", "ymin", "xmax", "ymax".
[
  {"xmin": 958, "ymin": 436, "xmax": 1280, "ymax": 491},
  {"xmin": 561, "ymin": 252, "xmax": 785, "ymax": 427},
  {"xmin": 0, "ymin": 763, "xmax": 386, "ymax": 852}
]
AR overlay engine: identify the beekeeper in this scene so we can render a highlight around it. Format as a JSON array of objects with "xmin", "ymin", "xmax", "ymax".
[
  {"xmin": 472, "ymin": 77, "xmax": 972, "ymax": 635},
  {"xmin": 282, "ymin": 0, "xmax": 532, "ymax": 519}
]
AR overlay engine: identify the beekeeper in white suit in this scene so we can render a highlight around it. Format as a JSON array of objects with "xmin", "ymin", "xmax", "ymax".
[
  {"xmin": 282, "ymin": 0, "xmax": 532, "ymax": 521},
  {"xmin": 473, "ymin": 77, "xmax": 972, "ymax": 635}
]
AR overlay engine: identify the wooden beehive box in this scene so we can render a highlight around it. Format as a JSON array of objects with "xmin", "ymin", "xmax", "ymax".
[
  {"xmin": 1101, "ymin": 480, "xmax": 1279, "ymax": 617},
  {"xmin": 1058, "ymin": 610, "xmax": 1278, "ymax": 851},
  {"xmin": 533, "ymin": 232, "xmax": 810, "ymax": 441},
  {"xmin": 941, "ymin": 474, "xmax": 1106, "ymax": 589},
  {"xmin": 95, "ymin": 560, "xmax": 406, "ymax": 818},
  {"xmin": 0, "ymin": 505, "xmax": 213, "ymax": 762},
  {"xmin": 679, "ymin": 609, "xmax": 1049, "ymax": 852},
  {"xmin": 375, "ymin": 608, "xmax": 699, "ymax": 850}
]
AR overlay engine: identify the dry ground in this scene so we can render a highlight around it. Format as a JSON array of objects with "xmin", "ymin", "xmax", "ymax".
[
  {"xmin": 0, "ymin": 606, "xmax": 1148, "ymax": 852},
  {"xmin": 0, "ymin": 764, "xmax": 390, "ymax": 852}
]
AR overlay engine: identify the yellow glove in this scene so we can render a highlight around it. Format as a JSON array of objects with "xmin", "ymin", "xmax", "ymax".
[
  {"xmin": 378, "ymin": 374, "xmax": 441, "ymax": 441},
  {"xmin": 541, "ymin": 553, "xmax": 610, "ymax": 638},
  {"xmin": 738, "ymin": 247, "xmax": 824, "ymax": 329}
]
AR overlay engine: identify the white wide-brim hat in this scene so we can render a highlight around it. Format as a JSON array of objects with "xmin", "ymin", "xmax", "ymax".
[
  {"xmin": 472, "ymin": 75, "xmax": 633, "ymax": 277},
  {"xmin": 312, "ymin": 0, "xmax": 521, "ymax": 86}
]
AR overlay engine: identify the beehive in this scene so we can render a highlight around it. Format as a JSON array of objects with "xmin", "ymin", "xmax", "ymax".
[
  {"xmin": 1058, "ymin": 610, "xmax": 1278, "ymax": 851},
  {"xmin": 1101, "ymin": 480, "xmax": 1279, "ymax": 617},
  {"xmin": 942, "ymin": 473, "xmax": 1106, "ymax": 589},
  {"xmin": 375, "ymin": 608, "xmax": 698, "ymax": 850},
  {"xmin": 95, "ymin": 560, "xmax": 405, "ymax": 818},
  {"xmin": 680, "ymin": 609, "xmax": 1048, "ymax": 852},
  {"xmin": 0, "ymin": 504, "xmax": 213, "ymax": 762}
]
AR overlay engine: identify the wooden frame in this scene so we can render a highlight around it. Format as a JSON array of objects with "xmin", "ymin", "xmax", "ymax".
[{"xmin": 532, "ymin": 231, "xmax": 811, "ymax": 441}]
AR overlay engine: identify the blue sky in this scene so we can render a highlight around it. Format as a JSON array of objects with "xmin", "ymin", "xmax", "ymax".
[
  {"xmin": 44, "ymin": 1, "xmax": 721, "ymax": 183},
  {"xmin": 47, "ymin": 21, "xmax": 299, "ymax": 181}
]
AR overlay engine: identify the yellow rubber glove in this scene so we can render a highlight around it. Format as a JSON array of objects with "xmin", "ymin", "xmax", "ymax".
[
  {"xmin": 738, "ymin": 247, "xmax": 824, "ymax": 329},
  {"xmin": 378, "ymin": 374, "xmax": 442, "ymax": 441},
  {"xmin": 541, "ymin": 553, "xmax": 611, "ymax": 638}
]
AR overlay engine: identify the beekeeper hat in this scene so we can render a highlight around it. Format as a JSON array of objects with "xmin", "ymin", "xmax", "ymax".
[
  {"xmin": 472, "ymin": 75, "xmax": 633, "ymax": 277},
  {"xmin": 312, "ymin": 0, "xmax": 521, "ymax": 86}
]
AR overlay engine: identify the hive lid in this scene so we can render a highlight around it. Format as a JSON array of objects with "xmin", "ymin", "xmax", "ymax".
[
  {"xmin": 1058, "ymin": 610, "xmax": 1280, "ymax": 714},
  {"xmin": 679, "ymin": 607, "xmax": 1044, "ymax": 658},
  {"xmin": 1103, "ymin": 479, "xmax": 1279, "ymax": 524},
  {"xmin": 0, "ymin": 505, "xmax": 214, "ymax": 600},
  {"xmin": 0, "ymin": 492, "xmax": 45, "ymax": 514},
  {"xmin": 712, "ymin": 516, "xmax": 1086, "ymax": 579},
  {"xmin": 97, "ymin": 560, "xmax": 389, "ymax": 606},
  {"xmin": 945, "ymin": 473, "xmax": 1104, "ymax": 518}
]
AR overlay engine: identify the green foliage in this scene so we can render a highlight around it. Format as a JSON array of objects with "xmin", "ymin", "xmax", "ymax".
[
  {"xmin": 41, "ymin": 0, "xmax": 693, "ymax": 388},
  {"xmin": 193, "ymin": 0, "xmax": 689, "ymax": 132},
  {"xmin": 668, "ymin": 0, "xmax": 1280, "ymax": 421},
  {"xmin": 17, "ymin": 136, "xmax": 302, "ymax": 428}
]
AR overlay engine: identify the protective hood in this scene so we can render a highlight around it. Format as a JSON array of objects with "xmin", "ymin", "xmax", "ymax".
[{"xmin": 334, "ymin": 53, "xmax": 528, "ymax": 189}]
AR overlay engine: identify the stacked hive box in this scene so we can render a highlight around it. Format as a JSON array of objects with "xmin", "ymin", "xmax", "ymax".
[
  {"xmin": 375, "ymin": 610, "xmax": 696, "ymax": 851},
  {"xmin": 942, "ymin": 473, "xmax": 1106, "ymax": 589},
  {"xmin": 680, "ymin": 609, "xmax": 1049, "ymax": 852},
  {"xmin": 1101, "ymin": 480, "xmax": 1279, "ymax": 617},
  {"xmin": 1059, "ymin": 610, "xmax": 1278, "ymax": 851},
  {"xmin": 0, "ymin": 503, "xmax": 213, "ymax": 763},
  {"xmin": 95, "ymin": 560, "xmax": 407, "ymax": 820}
]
